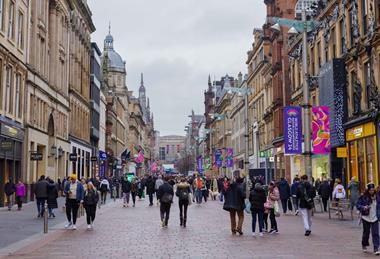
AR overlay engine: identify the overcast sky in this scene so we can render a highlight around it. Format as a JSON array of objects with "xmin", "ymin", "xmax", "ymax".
[{"xmin": 88, "ymin": 0, "xmax": 266, "ymax": 136}]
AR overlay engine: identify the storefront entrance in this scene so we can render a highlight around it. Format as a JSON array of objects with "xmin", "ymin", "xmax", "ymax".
[{"xmin": 346, "ymin": 122, "xmax": 378, "ymax": 192}]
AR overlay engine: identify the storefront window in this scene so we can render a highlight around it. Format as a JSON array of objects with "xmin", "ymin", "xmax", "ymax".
[
  {"xmin": 366, "ymin": 137, "xmax": 376, "ymax": 184},
  {"xmin": 358, "ymin": 140, "xmax": 366, "ymax": 191},
  {"xmin": 349, "ymin": 141, "xmax": 358, "ymax": 185},
  {"xmin": 312, "ymin": 155, "xmax": 329, "ymax": 180}
]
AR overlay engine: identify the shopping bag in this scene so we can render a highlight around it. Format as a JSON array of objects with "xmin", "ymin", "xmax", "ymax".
[
  {"xmin": 274, "ymin": 201, "xmax": 281, "ymax": 217},
  {"xmin": 244, "ymin": 199, "xmax": 251, "ymax": 214},
  {"xmin": 188, "ymin": 193, "xmax": 193, "ymax": 205}
]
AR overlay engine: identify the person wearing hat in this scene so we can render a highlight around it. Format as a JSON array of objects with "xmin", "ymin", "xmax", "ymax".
[
  {"xmin": 64, "ymin": 174, "xmax": 84, "ymax": 230},
  {"xmin": 356, "ymin": 183, "xmax": 380, "ymax": 255},
  {"xmin": 249, "ymin": 183, "xmax": 266, "ymax": 236}
]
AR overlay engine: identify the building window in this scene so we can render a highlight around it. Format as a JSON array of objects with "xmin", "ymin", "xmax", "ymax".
[
  {"xmin": 0, "ymin": 0, "xmax": 4, "ymax": 31},
  {"xmin": 17, "ymin": 11, "xmax": 24, "ymax": 49},
  {"xmin": 349, "ymin": 9, "xmax": 355, "ymax": 47},
  {"xmin": 310, "ymin": 46, "xmax": 315, "ymax": 75},
  {"xmin": 331, "ymin": 27, "xmax": 336, "ymax": 59},
  {"xmin": 339, "ymin": 19, "xmax": 345, "ymax": 55},
  {"xmin": 5, "ymin": 66, "xmax": 13, "ymax": 115},
  {"xmin": 364, "ymin": 61, "xmax": 371, "ymax": 109},
  {"xmin": 317, "ymin": 42, "xmax": 321, "ymax": 68},
  {"xmin": 8, "ymin": 1, "xmax": 15, "ymax": 40},
  {"xmin": 15, "ymin": 73, "xmax": 22, "ymax": 119},
  {"xmin": 362, "ymin": 0, "xmax": 368, "ymax": 35}
]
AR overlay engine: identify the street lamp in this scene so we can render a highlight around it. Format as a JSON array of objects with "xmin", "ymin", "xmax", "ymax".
[{"xmin": 268, "ymin": 7, "xmax": 319, "ymax": 181}]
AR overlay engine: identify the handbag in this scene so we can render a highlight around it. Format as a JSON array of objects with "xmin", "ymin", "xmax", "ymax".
[
  {"xmin": 274, "ymin": 201, "xmax": 280, "ymax": 217},
  {"xmin": 188, "ymin": 193, "xmax": 193, "ymax": 205},
  {"xmin": 244, "ymin": 199, "xmax": 251, "ymax": 214}
]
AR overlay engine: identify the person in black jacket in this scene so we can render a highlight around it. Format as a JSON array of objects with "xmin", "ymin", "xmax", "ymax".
[
  {"xmin": 4, "ymin": 179, "xmax": 16, "ymax": 211},
  {"xmin": 249, "ymin": 183, "xmax": 266, "ymax": 236},
  {"xmin": 176, "ymin": 177, "xmax": 191, "ymax": 228},
  {"xmin": 318, "ymin": 180, "xmax": 331, "ymax": 212},
  {"xmin": 121, "ymin": 176, "xmax": 132, "ymax": 207},
  {"xmin": 47, "ymin": 178, "xmax": 58, "ymax": 218},
  {"xmin": 84, "ymin": 182, "xmax": 99, "ymax": 230},
  {"xmin": 146, "ymin": 176, "xmax": 156, "ymax": 206},
  {"xmin": 34, "ymin": 175, "xmax": 49, "ymax": 218},
  {"xmin": 296, "ymin": 175, "xmax": 316, "ymax": 236},
  {"xmin": 223, "ymin": 177, "xmax": 245, "ymax": 235},
  {"xmin": 278, "ymin": 178, "xmax": 291, "ymax": 214},
  {"xmin": 157, "ymin": 177, "xmax": 174, "ymax": 228}
]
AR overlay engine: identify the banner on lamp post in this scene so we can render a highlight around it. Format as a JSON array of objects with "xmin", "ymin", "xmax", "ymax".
[
  {"xmin": 225, "ymin": 148, "xmax": 234, "ymax": 168},
  {"xmin": 312, "ymin": 106, "xmax": 331, "ymax": 154},
  {"xmin": 215, "ymin": 149, "xmax": 223, "ymax": 168},
  {"xmin": 197, "ymin": 156, "xmax": 204, "ymax": 172},
  {"xmin": 284, "ymin": 106, "xmax": 303, "ymax": 154},
  {"xmin": 204, "ymin": 157, "xmax": 211, "ymax": 170}
]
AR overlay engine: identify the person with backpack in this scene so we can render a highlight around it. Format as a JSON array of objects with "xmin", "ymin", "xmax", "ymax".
[
  {"xmin": 356, "ymin": 183, "xmax": 380, "ymax": 255},
  {"xmin": 83, "ymin": 182, "xmax": 99, "ymax": 230},
  {"xmin": 176, "ymin": 177, "xmax": 191, "ymax": 228},
  {"xmin": 146, "ymin": 175, "xmax": 156, "ymax": 206},
  {"xmin": 296, "ymin": 175, "xmax": 316, "ymax": 236},
  {"xmin": 155, "ymin": 175, "xmax": 164, "ymax": 205},
  {"xmin": 99, "ymin": 178, "xmax": 110, "ymax": 204},
  {"xmin": 157, "ymin": 177, "xmax": 174, "ymax": 228}
]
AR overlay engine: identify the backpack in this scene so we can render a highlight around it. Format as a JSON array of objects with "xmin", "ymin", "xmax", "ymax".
[
  {"xmin": 178, "ymin": 188, "xmax": 189, "ymax": 201},
  {"xmin": 161, "ymin": 193, "xmax": 173, "ymax": 203},
  {"xmin": 100, "ymin": 183, "xmax": 108, "ymax": 192}
]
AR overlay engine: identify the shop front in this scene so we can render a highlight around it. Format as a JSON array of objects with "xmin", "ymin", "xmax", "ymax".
[
  {"xmin": 346, "ymin": 122, "xmax": 378, "ymax": 192},
  {"xmin": 290, "ymin": 153, "xmax": 329, "ymax": 182},
  {"xmin": 0, "ymin": 122, "xmax": 24, "ymax": 207}
]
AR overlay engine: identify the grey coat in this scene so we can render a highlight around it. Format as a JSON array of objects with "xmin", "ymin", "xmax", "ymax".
[{"xmin": 348, "ymin": 181, "xmax": 359, "ymax": 204}]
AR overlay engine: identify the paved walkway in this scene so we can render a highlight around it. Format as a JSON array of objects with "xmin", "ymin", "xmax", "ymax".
[{"xmin": 0, "ymin": 196, "xmax": 370, "ymax": 259}]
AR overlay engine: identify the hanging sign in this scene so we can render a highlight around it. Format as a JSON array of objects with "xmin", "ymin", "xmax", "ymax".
[
  {"xmin": 197, "ymin": 156, "xmax": 203, "ymax": 172},
  {"xmin": 284, "ymin": 106, "xmax": 303, "ymax": 154},
  {"xmin": 225, "ymin": 148, "xmax": 234, "ymax": 168},
  {"xmin": 215, "ymin": 149, "xmax": 223, "ymax": 168},
  {"xmin": 312, "ymin": 106, "xmax": 331, "ymax": 154}
]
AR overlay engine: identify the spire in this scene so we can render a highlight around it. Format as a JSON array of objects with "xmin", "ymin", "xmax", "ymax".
[
  {"xmin": 108, "ymin": 21, "xmax": 111, "ymax": 34},
  {"xmin": 104, "ymin": 22, "xmax": 114, "ymax": 50},
  {"xmin": 208, "ymin": 74, "xmax": 211, "ymax": 86},
  {"xmin": 147, "ymin": 98, "xmax": 150, "ymax": 108},
  {"xmin": 141, "ymin": 73, "xmax": 144, "ymax": 86}
]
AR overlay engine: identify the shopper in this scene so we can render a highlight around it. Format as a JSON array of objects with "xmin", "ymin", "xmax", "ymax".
[
  {"xmin": 131, "ymin": 178, "xmax": 138, "ymax": 207},
  {"xmin": 348, "ymin": 176, "xmax": 360, "ymax": 211},
  {"xmin": 264, "ymin": 181, "xmax": 280, "ymax": 234},
  {"xmin": 157, "ymin": 177, "xmax": 174, "ymax": 228},
  {"xmin": 121, "ymin": 176, "xmax": 132, "ymax": 207},
  {"xmin": 332, "ymin": 178, "xmax": 346, "ymax": 201},
  {"xmin": 47, "ymin": 178, "xmax": 58, "ymax": 218},
  {"xmin": 318, "ymin": 180, "xmax": 331, "ymax": 212},
  {"xmin": 4, "ymin": 179, "xmax": 16, "ymax": 211},
  {"xmin": 155, "ymin": 175, "xmax": 164, "ymax": 205},
  {"xmin": 99, "ymin": 178, "xmax": 110, "ymax": 204},
  {"xmin": 84, "ymin": 182, "xmax": 99, "ymax": 230},
  {"xmin": 249, "ymin": 183, "xmax": 266, "ymax": 236},
  {"xmin": 278, "ymin": 177, "xmax": 291, "ymax": 214},
  {"xmin": 34, "ymin": 175, "xmax": 49, "ymax": 217},
  {"xmin": 223, "ymin": 176, "xmax": 245, "ymax": 235},
  {"xmin": 64, "ymin": 174, "xmax": 84, "ymax": 230},
  {"xmin": 297, "ymin": 175, "xmax": 316, "ymax": 236},
  {"xmin": 146, "ymin": 175, "xmax": 156, "ymax": 206},
  {"xmin": 15, "ymin": 180, "xmax": 26, "ymax": 210},
  {"xmin": 291, "ymin": 177, "xmax": 300, "ymax": 215},
  {"xmin": 176, "ymin": 177, "xmax": 191, "ymax": 227}
]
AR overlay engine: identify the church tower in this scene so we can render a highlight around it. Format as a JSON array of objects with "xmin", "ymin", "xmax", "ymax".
[{"xmin": 139, "ymin": 73, "xmax": 147, "ymax": 121}]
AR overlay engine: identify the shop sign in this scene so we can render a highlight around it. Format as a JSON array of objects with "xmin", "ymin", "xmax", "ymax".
[
  {"xmin": 312, "ymin": 106, "xmax": 331, "ymax": 154},
  {"xmin": 1, "ymin": 124, "xmax": 23, "ymax": 140},
  {"xmin": 269, "ymin": 157, "xmax": 275, "ymax": 162},
  {"xmin": 30, "ymin": 152, "xmax": 43, "ymax": 161},
  {"xmin": 346, "ymin": 122, "xmax": 376, "ymax": 141},
  {"xmin": 0, "ymin": 140, "xmax": 13, "ymax": 151},
  {"xmin": 284, "ymin": 106, "xmax": 302, "ymax": 154},
  {"xmin": 69, "ymin": 153, "xmax": 78, "ymax": 161},
  {"xmin": 99, "ymin": 151, "xmax": 107, "ymax": 161},
  {"xmin": 91, "ymin": 156, "xmax": 98, "ymax": 162},
  {"xmin": 336, "ymin": 147, "xmax": 347, "ymax": 158}
]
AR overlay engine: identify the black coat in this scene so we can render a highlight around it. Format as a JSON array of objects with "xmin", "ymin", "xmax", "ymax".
[
  {"xmin": 278, "ymin": 179, "xmax": 290, "ymax": 200},
  {"xmin": 47, "ymin": 184, "xmax": 58, "ymax": 209},
  {"xmin": 318, "ymin": 182, "xmax": 331, "ymax": 199},
  {"xmin": 4, "ymin": 182, "xmax": 15, "ymax": 196},
  {"xmin": 84, "ymin": 189, "xmax": 99, "ymax": 206},
  {"xmin": 157, "ymin": 182, "xmax": 174, "ymax": 201},
  {"xmin": 249, "ymin": 187, "xmax": 266, "ymax": 211},
  {"xmin": 296, "ymin": 182, "xmax": 316, "ymax": 209},
  {"xmin": 146, "ymin": 178, "xmax": 156, "ymax": 195},
  {"xmin": 223, "ymin": 182, "xmax": 245, "ymax": 212},
  {"xmin": 121, "ymin": 179, "xmax": 132, "ymax": 193},
  {"xmin": 34, "ymin": 180, "xmax": 49, "ymax": 199}
]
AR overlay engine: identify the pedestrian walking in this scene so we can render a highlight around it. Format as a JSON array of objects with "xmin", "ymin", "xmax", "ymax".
[
  {"xmin": 131, "ymin": 178, "xmax": 138, "ymax": 207},
  {"xmin": 15, "ymin": 180, "xmax": 26, "ymax": 210},
  {"xmin": 332, "ymin": 178, "xmax": 346, "ymax": 200},
  {"xmin": 146, "ymin": 175, "xmax": 156, "ymax": 206},
  {"xmin": 157, "ymin": 177, "xmax": 174, "ymax": 228},
  {"xmin": 348, "ymin": 177, "xmax": 360, "ymax": 211},
  {"xmin": 318, "ymin": 180, "xmax": 331, "ymax": 212},
  {"xmin": 176, "ymin": 177, "xmax": 191, "ymax": 227},
  {"xmin": 278, "ymin": 177, "xmax": 291, "ymax": 214},
  {"xmin": 99, "ymin": 178, "xmax": 110, "ymax": 204},
  {"xmin": 121, "ymin": 176, "xmax": 132, "ymax": 207},
  {"xmin": 64, "ymin": 174, "xmax": 84, "ymax": 230},
  {"xmin": 84, "ymin": 182, "xmax": 99, "ymax": 230},
  {"xmin": 264, "ymin": 181, "xmax": 280, "ymax": 234},
  {"xmin": 249, "ymin": 183, "xmax": 266, "ymax": 236},
  {"xmin": 297, "ymin": 175, "xmax": 316, "ymax": 236},
  {"xmin": 291, "ymin": 177, "xmax": 300, "ymax": 215},
  {"xmin": 210, "ymin": 177, "xmax": 219, "ymax": 200},
  {"xmin": 155, "ymin": 175, "xmax": 164, "ymax": 205},
  {"xmin": 47, "ymin": 178, "xmax": 58, "ymax": 218},
  {"xmin": 356, "ymin": 183, "xmax": 380, "ymax": 255},
  {"xmin": 203, "ymin": 176, "xmax": 211, "ymax": 202},
  {"xmin": 193, "ymin": 174, "xmax": 204, "ymax": 204},
  {"xmin": 34, "ymin": 175, "xmax": 49, "ymax": 217},
  {"xmin": 4, "ymin": 179, "xmax": 16, "ymax": 211},
  {"xmin": 223, "ymin": 176, "xmax": 245, "ymax": 235}
]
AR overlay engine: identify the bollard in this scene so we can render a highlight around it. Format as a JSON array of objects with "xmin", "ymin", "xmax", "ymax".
[
  {"xmin": 113, "ymin": 187, "xmax": 116, "ymax": 202},
  {"xmin": 44, "ymin": 200, "xmax": 48, "ymax": 234}
]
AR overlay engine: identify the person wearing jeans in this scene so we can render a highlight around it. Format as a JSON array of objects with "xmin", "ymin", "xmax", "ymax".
[
  {"xmin": 64, "ymin": 174, "xmax": 84, "ymax": 230},
  {"xmin": 176, "ymin": 178, "xmax": 191, "ymax": 227},
  {"xmin": 34, "ymin": 175, "xmax": 49, "ymax": 217},
  {"xmin": 121, "ymin": 176, "xmax": 131, "ymax": 207},
  {"xmin": 4, "ymin": 179, "xmax": 16, "ymax": 211},
  {"xmin": 356, "ymin": 183, "xmax": 380, "ymax": 255},
  {"xmin": 249, "ymin": 183, "xmax": 266, "ymax": 236},
  {"xmin": 296, "ymin": 175, "xmax": 316, "ymax": 236},
  {"xmin": 291, "ymin": 177, "xmax": 300, "ymax": 215},
  {"xmin": 157, "ymin": 177, "xmax": 174, "ymax": 228},
  {"xmin": 15, "ymin": 180, "xmax": 26, "ymax": 210},
  {"xmin": 265, "ymin": 181, "xmax": 280, "ymax": 234},
  {"xmin": 84, "ymin": 182, "xmax": 99, "ymax": 230}
]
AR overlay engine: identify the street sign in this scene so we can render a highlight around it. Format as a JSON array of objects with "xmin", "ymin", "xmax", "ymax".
[
  {"xmin": 99, "ymin": 151, "xmax": 107, "ymax": 161},
  {"xmin": 0, "ymin": 140, "xmax": 13, "ymax": 151},
  {"xmin": 91, "ymin": 156, "xmax": 98, "ymax": 162},
  {"xmin": 69, "ymin": 153, "xmax": 78, "ymax": 161},
  {"xmin": 31, "ymin": 152, "xmax": 43, "ymax": 161}
]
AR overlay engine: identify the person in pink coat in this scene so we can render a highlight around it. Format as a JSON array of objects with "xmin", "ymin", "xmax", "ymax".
[{"xmin": 15, "ymin": 180, "xmax": 26, "ymax": 210}]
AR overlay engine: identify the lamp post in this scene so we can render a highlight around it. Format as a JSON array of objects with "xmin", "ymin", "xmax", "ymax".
[{"xmin": 268, "ymin": 8, "xmax": 319, "ymax": 180}]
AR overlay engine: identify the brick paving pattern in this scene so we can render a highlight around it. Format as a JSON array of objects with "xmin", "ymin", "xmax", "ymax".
[{"xmin": 2, "ymin": 197, "xmax": 371, "ymax": 259}]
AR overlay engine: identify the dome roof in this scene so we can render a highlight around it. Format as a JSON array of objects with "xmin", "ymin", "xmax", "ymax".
[{"xmin": 107, "ymin": 50, "xmax": 125, "ymax": 72}]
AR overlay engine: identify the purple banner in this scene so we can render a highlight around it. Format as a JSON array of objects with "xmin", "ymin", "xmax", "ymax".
[
  {"xmin": 197, "ymin": 156, "xmax": 204, "ymax": 172},
  {"xmin": 312, "ymin": 106, "xmax": 331, "ymax": 154},
  {"xmin": 284, "ymin": 106, "xmax": 302, "ymax": 154},
  {"xmin": 215, "ymin": 149, "xmax": 223, "ymax": 168},
  {"xmin": 225, "ymin": 148, "xmax": 234, "ymax": 168}
]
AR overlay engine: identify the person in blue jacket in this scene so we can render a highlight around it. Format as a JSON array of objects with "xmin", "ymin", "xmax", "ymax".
[
  {"xmin": 356, "ymin": 183, "xmax": 380, "ymax": 255},
  {"xmin": 64, "ymin": 174, "xmax": 84, "ymax": 230}
]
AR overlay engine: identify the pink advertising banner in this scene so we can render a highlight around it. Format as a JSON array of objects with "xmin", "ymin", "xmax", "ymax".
[{"xmin": 312, "ymin": 106, "xmax": 331, "ymax": 154}]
